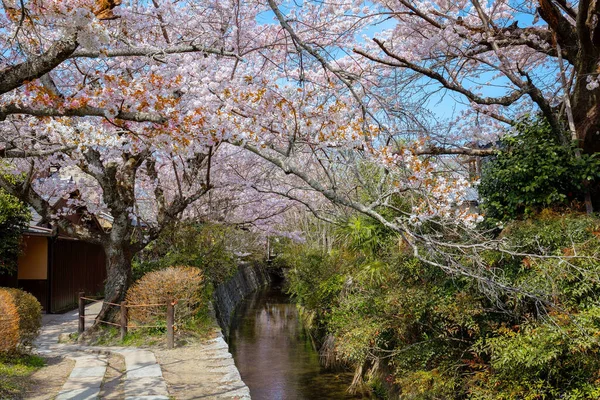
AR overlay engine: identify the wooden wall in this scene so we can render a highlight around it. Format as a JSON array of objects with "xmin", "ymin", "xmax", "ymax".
[
  {"xmin": 15, "ymin": 236, "xmax": 49, "ymax": 310},
  {"xmin": 0, "ymin": 269, "xmax": 18, "ymax": 288},
  {"xmin": 49, "ymin": 239, "xmax": 106, "ymax": 313}
]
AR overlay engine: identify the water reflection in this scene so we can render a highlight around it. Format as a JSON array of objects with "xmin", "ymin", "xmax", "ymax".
[{"xmin": 228, "ymin": 285, "xmax": 364, "ymax": 400}]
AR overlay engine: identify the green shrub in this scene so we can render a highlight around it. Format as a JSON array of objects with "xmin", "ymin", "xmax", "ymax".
[
  {"xmin": 280, "ymin": 210, "xmax": 600, "ymax": 399},
  {"xmin": 133, "ymin": 222, "xmax": 260, "ymax": 283},
  {"xmin": 478, "ymin": 118, "xmax": 600, "ymax": 222},
  {"xmin": 0, "ymin": 189, "xmax": 30, "ymax": 274}
]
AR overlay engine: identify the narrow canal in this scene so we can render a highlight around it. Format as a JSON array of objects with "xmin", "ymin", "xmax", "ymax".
[{"xmin": 228, "ymin": 283, "xmax": 364, "ymax": 399}]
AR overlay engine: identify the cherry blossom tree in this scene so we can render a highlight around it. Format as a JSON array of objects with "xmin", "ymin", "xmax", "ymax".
[
  {"xmin": 3, "ymin": 0, "xmax": 599, "ymax": 320},
  {"xmin": 251, "ymin": 0, "xmax": 600, "ymax": 209},
  {"xmin": 0, "ymin": 0, "xmax": 284, "ymax": 322},
  {"xmin": 217, "ymin": 0, "xmax": 600, "ymax": 304}
]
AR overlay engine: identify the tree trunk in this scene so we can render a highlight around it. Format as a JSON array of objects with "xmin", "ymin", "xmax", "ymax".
[
  {"xmin": 573, "ymin": 93, "xmax": 600, "ymax": 155},
  {"xmin": 95, "ymin": 242, "xmax": 134, "ymax": 324},
  {"xmin": 571, "ymin": 52, "xmax": 600, "ymax": 209}
]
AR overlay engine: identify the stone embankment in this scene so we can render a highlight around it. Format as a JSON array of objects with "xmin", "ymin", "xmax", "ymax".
[{"xmin": 213, "ymin": 262, "xmax": 271, "ymax": 336}]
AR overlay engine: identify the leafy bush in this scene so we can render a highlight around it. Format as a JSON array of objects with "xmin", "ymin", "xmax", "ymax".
[
  {"xmin": 281, "ymin": 211, "xmax": 600, "ymax": 399},
  {"xmin": 479, "ymin": 118, "xmax": 600, "ymax": 222},
  {"xmin": 470, "ymin": 311, "xmax": 600, "ymax": 400},
  {"xmin": 0, "ymin": 288, "xmax": 41, "ymax": 352},
  {"xmin": 133, "ymin": 222, "xmax": 261, "ymax": 283},
  {"xmin": 0, "ymin": 189, "xmax": 30, "ymax": 274},
  {"xmin": 125, "ymin": 266, "xmax": 205, "ymax": 327},
  {"xmin": 281, "ymin": 214, "xmax": 480, "ymax": 396},
  {"xmin": 6, "ymin": 289, "xmax": 42, "ymax": 347}
]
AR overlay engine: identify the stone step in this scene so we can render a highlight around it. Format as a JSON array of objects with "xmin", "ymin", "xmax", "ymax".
[{"xmin": 55, "ymin": 355, "xmax": 107, "ymax": 400}]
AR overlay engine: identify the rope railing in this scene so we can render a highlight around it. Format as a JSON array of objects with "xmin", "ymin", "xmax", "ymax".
[
  {"xmin": 78, "ymin": 291, "xmax": 176, "ymax": 348},
  {"xmin": 125, "ymin": 303, "xmax": 168, "ymax": 308}
]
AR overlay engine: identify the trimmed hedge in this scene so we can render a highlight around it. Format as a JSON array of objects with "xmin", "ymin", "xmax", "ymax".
[
  {"xmin": 0, "ymin": 290, "xmax": 19, "ymax": 352},
  {"xmin": 0, "ymin": 288, "xmax": 41, "ymax": 352},
  {"xmin": 125, "ymin": 266, "xmax": 204, "ymax": 327}
]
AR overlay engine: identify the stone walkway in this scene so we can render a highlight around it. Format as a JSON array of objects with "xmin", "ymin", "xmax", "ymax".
[{"xmin": 34, "ymin": 302, "xmax": 170, "ymax": 400}]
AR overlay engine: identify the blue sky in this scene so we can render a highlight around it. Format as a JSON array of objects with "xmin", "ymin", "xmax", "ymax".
[{"xmin": 254, "ymin": 2, "xmax": 548, "ymax": 124}]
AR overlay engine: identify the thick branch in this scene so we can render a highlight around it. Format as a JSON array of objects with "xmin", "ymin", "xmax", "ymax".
[
  {"xmin": 0, "ymin": 146, "xmax": 76, "ymax": 158},
  {"xmin": 0, "ymin": 103, "xmax": 167, "ymax": 123},
  {"xmin": 71, "ymin": 44, "xmax": 241, "ymax": 60},
  {"xmin": 0, "ymin": 33, "xmax": 78, "ymax": 95},
  {"xmin": 413, "ymin": 146, "xmax": 497, "ymax": 156},
  {"xmin": 538, "ymin": 0, "xmax": 578, "ymax": 53}
]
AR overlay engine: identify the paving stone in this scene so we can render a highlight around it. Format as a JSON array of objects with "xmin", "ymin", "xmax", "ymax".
[
  {"xmin": 36, "ymin": 300, "xmax": 253, "ymax": 400},
  {"xmin": 55, "ymin": 387, "xmax": 101, "ymax": 400},
  {"xmin": 123, "ymin": 376, "xmax": 169, "ymax": 397},
  {"xmin": 216, "ymin": 386, "xmax": 251, "ymax": 399},
  {"xmin": 126, "ymin": 363, "xmax": 163, "ymax": 379},
  {"xmin": 60, "ymin": 376, "xmax": 104, "ymax": 390},
  {"xmin": 123, "ymin": 350, "xmax": 157, "ymax": 366},
  {"xmin": 74, "ymin": 357, "xmax": 106, "ymax": 368},
  {"xmin": 69, "ymin": 366, "xmax": 107, "ymax": 378}
]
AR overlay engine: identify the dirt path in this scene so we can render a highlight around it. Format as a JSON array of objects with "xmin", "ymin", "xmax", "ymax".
[
  {"xmin": 99, "ymin": 354, "xmax": 125, "ymax": 399},
  {"xmin": 24, "ymin": 356, "xmax": 75, "ymax": 400},
  {"xmin": 154, "ymin": 330, "xmax": 250, "ymax": 400}
]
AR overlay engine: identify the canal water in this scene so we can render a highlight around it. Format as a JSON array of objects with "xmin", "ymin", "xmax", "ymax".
[{"xmin": 228, "ymin": 284, "xmax": 363, "ymax": 399}]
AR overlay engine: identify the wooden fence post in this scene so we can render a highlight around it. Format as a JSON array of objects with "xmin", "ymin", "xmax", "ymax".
[
  {"xmin": 120, "ymin": 301, "xmax": 128, "ymax": 342},
  {"xmin": 167, "ymin": 300, "xmax": 174, "ymax": 349},
  {"xmin": 78, "ymin": 292, "xmax": 85, "ymax": 334}
]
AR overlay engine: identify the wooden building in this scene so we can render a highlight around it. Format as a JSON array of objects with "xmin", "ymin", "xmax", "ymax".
[
  {"xmin": 0, "ymin": 227, "xmax": 107, "ymax": 313},
  {"xmin": 0, "ymin": 171, "xmax": 111, "ymax": 312},
  {"xmin": 0, "ymin": 200, "xmax": 108, "ymax": 313}
]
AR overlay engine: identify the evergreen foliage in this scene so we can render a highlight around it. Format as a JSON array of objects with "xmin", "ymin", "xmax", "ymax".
[
  {"xmin": 280, "ymin": 212, "xmax": 600, "ymax": 399},
  {"xmin": 478, "ymin": 118, "xmax": 600, "ymax": 222},
  {"xmin": 0, "ymin": 188, "xmax": 30, "ymax": 273},
  {"xmin": 133, "ymin": 222, "xmax": 262, "ymax": 283}
]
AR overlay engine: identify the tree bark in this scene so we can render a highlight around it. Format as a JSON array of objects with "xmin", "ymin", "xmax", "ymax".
[
  {"xmin": 573, "ymin": 87, "xmax": 600, "ymax": 155},
  {"xmin": 570, "ymin": 42, "xmax": 600, "ymax": 209},
  {"xmin": 95, "ymin": 242, "xmax": 134, "ymax": 324},
  {"xmin": 0, "ymin": 33, "xmax": 78, "ymax": 95}
]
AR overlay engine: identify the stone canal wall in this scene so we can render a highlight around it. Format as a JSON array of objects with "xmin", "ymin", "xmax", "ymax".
[{"xmin": 213, "ymin": 262, "xmax": 271, "ymax": 336}]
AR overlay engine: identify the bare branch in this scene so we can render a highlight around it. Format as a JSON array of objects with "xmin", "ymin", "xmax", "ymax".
[{"xmin": 355, "ymin": 42, "xmax": 526, "ymax": 107}]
